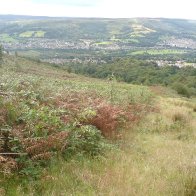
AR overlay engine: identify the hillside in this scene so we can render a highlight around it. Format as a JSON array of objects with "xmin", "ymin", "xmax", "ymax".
[
  {"xmin": 0, "ymin": 15, "xmax": 196, "ymax": 63},
  {"xmin": 0, "ymin": 55, "xmax": 195, "ymax": 195},
  {"xmin": 65, "ymin": 58, "xmax": 196, "ymax": 97},
  {"xmin": 1, "ymin": 16, "xmax": 196, "ymax": 43}
]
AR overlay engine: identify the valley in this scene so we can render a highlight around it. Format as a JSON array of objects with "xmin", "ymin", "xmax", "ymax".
[
  {"xmin": 0, "ymin": 15, "xmax": 196, "ymax": 196},
  {"xmin": 1, "ymin": 16, "xmax": 196, "ymax": 65}
]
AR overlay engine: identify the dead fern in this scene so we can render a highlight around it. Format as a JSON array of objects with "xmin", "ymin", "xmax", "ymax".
[{"xmin": 23, "ymin": 131, "xmax": 69, "ymax": 159}]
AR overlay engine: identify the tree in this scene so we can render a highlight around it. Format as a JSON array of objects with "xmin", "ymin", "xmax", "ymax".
[
  {"xmin": 0, "ymin": 45, "xmax": 3, "ymax": 63},
  {"xmin": 173, "ymin": 83, "xmax": 190, "ymax": 98},
  {"xmin": 15, "ymin": 51, "xmax": 18, "ymax": 58}
]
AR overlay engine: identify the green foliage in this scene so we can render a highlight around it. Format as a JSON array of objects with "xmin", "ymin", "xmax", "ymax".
[
  {"xmin": 5, "ymin": 103, "xmax": 19, "ymax": 125},
  {"xmin": 1, "ymin": 16, "xmax": 196, "ymax": 46},
  {"xmin": 2, "ymin": 56, "xmax": 147, "ymax": 179},
  {"xmin": 1, "ymin": 16, "xmax": 196, "ymax": 63},
  {"xmin": 20, "ymin": 106, "xmax": 65, "ymax": 137},
  {"xmin": 0, "ymin": 52, "xmax": 195, "ymax": 196},
  {"xmin": 66, "ymin": 58, "xmax": 196, "ymax": 97},
  {"xmin": 0, "ymin": 44, "xmax": 3, "ymax": 63},
  {"xmin": 17, "ymin": 157, "xmax": 43, "ymax": 179},
  {"xmin": 77, "ymin": 107, "xmax": 97, "ymax": 122},
  {"xmin": 173, "ymin": 83, "xmax": 191, "ymax": 98},
  {"xmin": 65, "ymin": 125, "xmax": 109, "ymax": 157}
]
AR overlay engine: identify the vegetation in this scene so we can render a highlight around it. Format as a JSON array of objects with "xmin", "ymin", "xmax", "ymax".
[
  {"xmin": 0, "ymin": 55, "xmax": 152, "ymax": 183},
  {"xmin": 64, "ymin": 58, "xmax": 196, "ymax": 97},
  {"xmin": 172, "ymin": 83, "xmax": 191, "ymax": 98},
  {"xmin": 19, "ymin": 31, "xmax": 45, "ymax": 38},
  {"xmin": 0, "ymin": 16, "xmax": 195, "ymax": 195},
  {"xmin": 0, "ymin": 16, "xmax": 196, "ymax": 62},
  {"xmin": 1, "ymin": 16, "xmax": 196, "ymax": 43},
  {"xmin": 0, "ymin": 44, "xmax": 3, "ymax": 63},
  {"xmin": 130, "ymin": 49, "xmax": 186, "ymax": 55},
  {"xmin": 0, "ymin": 55, "xmax": 195, "ymax": 195},
  {"xmin": 0, "ymin": 34, "xmax": 16, "ymax": 43}
]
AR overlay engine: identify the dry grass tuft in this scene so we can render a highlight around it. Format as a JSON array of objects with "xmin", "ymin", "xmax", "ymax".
[
  {"xmin": 193, "ymin": 105, "xmax": 196, "ymax": 112},
  {"xmin": 23, "ymin": 131, "xmax": 69, "ymax": 160},
  {"xmin": 184, "ymin": 178, "xmax": 196, "ymax": 196},
  {"xmin": 172, "ymin": 111, "xmax": 188, "ymax": 123},
  {"xmin": 0, "ymin": 188, "xmax": 5, "ymax": 196},
  {"xmin": 0, "ymin": 156, "xmax": 18, "ymax": 175}
]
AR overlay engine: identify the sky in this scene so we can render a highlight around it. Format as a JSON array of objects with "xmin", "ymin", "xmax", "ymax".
[{"xmin": 0, "ymin": 0, "xmax": 196, "ymax": 20}]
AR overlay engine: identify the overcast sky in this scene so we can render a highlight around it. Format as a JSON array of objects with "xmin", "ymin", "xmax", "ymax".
[{"xmin": 0, "ymin": 0, "xmax": 196, "ymax": 19}]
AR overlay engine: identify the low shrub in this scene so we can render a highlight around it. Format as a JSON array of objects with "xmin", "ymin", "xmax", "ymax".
[
  {"xmin": 87, "ymin": 103, "xmax": 125, "ymax": 137},
  {"xmin": 173, "ymin": 83, "xmax": 191, "ymax": 98},
  {"xmin": 64, "ymin": 125, "xmax": 108, "ymax": 157},
  {"xmin": 0, "ymin": 76, "xmax": 152, "ymax": 178}
]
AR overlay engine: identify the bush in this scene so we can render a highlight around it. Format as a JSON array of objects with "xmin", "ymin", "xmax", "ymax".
[
  {"xmin": 87, "ymin": 102, "xmax": 125, "ymax": 137},
  {"xmin": 64, "ymin": 125, "xmax": 108, "ymax": 157},
  {"xmin": 173, "ymin": 83, "xmax": 191, "ymax": 98},
  {"xmin": 0, "ymin": 45, "xmax": 3, "ymax": 64}
]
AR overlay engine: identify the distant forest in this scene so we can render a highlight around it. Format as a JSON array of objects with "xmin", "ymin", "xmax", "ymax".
[{"xmin": 64, "ymin": 58, "xmax": 196, "ymax": 97}]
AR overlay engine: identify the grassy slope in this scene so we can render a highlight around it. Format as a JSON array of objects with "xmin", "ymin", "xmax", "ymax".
[
  {"xmin": 0, "ymin": 56, "xmax": 195, "ymax": 196},
  {"xmin": 22, "ymin": 97, "xmax": 195, "ymax": 196}
]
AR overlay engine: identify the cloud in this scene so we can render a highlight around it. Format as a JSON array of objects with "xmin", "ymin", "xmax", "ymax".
[
  {"xmin": 0, "ymin": 0, "xmax": 104, "ymax": 17},
  {"xmin": 0, "ymin": 0, "xmax": 196, "ymax": 19},
  {"xmin": 32, "ymin": 0, "xmax": 102, "ymax": 7},
  {"xmin": 99, "ymin": 0, "xmax": 196, "ymax": 19}
]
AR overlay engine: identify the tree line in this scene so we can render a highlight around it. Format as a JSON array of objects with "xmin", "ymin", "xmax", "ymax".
[
  {"xmin": 64, "ymin": 58, "xmax": 196, "ymax": 97},
  {"xmin": 0, "ymin": 45, "xmax": 3, "ymax": 63}
]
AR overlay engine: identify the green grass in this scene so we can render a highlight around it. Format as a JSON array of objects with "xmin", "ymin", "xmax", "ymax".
[
  {"xmin": 3, "ymin": 96, "xmax": 195, "ymax": 196},
  {"xmin": 0, "ymin": 33, "xmax": 17, "ymax": 43},
  {"xmin": 19, "ymin": 31, "xmax": 35, "ymax": 38},
  {"xmin": 96, "ymin": 41, "xmax": 113, "ymax": 45},
  {"xmin": 19, "ymin": 31, "xmax": 45, "ymax": 38},
  {"xmin": 128, "ymin": 39, "xmax": 139, "ymax": 43},
  {"xmin": 0, "ymin": 55, "xmax": 195, "ymax": 195},
  {"xmin": 129, "ymin": 23, "xmax": 156, "ymax": 38},
  {"xmin": 17, "ymin": 50, "xmax": 41, "ymax": 58},
  {"xmin": 41, "ymin": 97, "xmax": 195, "ymax": 196},
  {"xmin": 34, "ymin": 31, "xmax": 45, "ymax": 37}
]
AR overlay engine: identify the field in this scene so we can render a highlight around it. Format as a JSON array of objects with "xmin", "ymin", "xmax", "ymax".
[
  {"xmin": 0, "ymin": 34, "xmax": 16, "ymax": 43},
  {"xmin": 0, "ymin": 55, "xmax": 195, "ymax": 195},
  {"xmin": 130, "ymin": 23, "xmax": 156, "ymax": 38},
  {"xmin": 96, "ymin": 41, "xmax": 113, "ymax": 45},
  {"xmin": 19, "ymin": 31, "xmax": 45, "ymax": 38}
]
